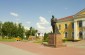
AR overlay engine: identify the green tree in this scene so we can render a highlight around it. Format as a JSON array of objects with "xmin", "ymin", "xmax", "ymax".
[
  {"xmin": 43, "ymin": 32, "xmax": 52, "ymax": 42},
  {"xmin": 0, "ymin": 21, "xmax": 2, "ymax": 36},
  {"xmin": 2, "ymin": 22, "xmax": 14, "ymax": 38},
  {"xmin": 25, "ymin": 27, "xmax": 38, "ymax": 39},
  {"xmin": 25, "ymin": 30, "xmax": 30, "ymax": 39},
  {"xmin": 1, "ymin": 22, "xmax": 25, "ymax": 39},
  {"xmin": 43, "ymin": 33, "xmax": 49, "ymax": 42},
  {"xmin": 17, "ymin": 23, "xmax": 25, "ymax": 39},
  {"xmin": 1, "ymin": 21, "xmax": 37, "ymax": 40}
]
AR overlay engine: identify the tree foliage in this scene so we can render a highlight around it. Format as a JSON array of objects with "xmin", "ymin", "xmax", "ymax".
[
  {"xmin": 43, "ymin": 33, "xmax": 49, "ymax": 42},
  {"xmin": 16, "ymin": 23, "xmax": 24, "ymax": 38},
  {"xmin": 25, "ymin": 27, "xmax": 38, "ymax": 39},
  {"xmin": 0, "ymin": 21, "xmax": 2, "ymax": 36},
  {"xmin": 0, "ymin": 21, "xmax": 38, "ymax": 40},
  {"xmin": 1, "ymin": 22, "xmax": 25, "ymax": 39},
  {"xmin": 43, "ymin": 32, "xmax": 52, "ymax": 42}
]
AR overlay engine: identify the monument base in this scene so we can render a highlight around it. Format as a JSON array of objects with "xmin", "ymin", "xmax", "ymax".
[{"xmin": 48, "ymin": 34, "xmax": 65, "ymax": 47}]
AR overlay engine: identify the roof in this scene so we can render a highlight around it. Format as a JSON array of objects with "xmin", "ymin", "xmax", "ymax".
[
  {"xmin": 74, "ymin": 8, "xmax": 85, "ymax": 18},
  {"xmin": 57, "ymin": 16, "xmax": 73, "ymax": 22},
  {"xmin": 75, "ymin": 8, "xmax": 85, "ymax": 16},
  {"xmin": 55, "ymin": 8, "xmax": 85, "ymax": 22}
]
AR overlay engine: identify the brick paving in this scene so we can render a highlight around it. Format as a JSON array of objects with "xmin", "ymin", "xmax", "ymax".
[
  {"xmin": 0, "ymin": 41, "xmax": 85, "ymax": 55},
  {"xmin": 65, "ymin": 40, "xmax": 85, "ymax": 48},
  {"xmin": 0, "ymin": 43, "xmax": 37, "ymax": 55}
]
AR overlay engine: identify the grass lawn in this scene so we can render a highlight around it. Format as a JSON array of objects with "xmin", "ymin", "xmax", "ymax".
[{"xmin": 0, "ymin": 36, "xmax": 16, "ymax": 42}]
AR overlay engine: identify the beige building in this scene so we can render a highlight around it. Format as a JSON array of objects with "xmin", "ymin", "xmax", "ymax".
[{"xmin": 56, "ymin": 8, "xmax": 85, "ymax": 40}]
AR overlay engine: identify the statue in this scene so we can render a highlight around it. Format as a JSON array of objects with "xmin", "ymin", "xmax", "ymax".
[
  {"xmin": 48, "ymin": 15, "xmax": 64, "ymax": 48},
  {"xmin": 51, "ymin": 15, "xmax": 60, "ymax": 34}
]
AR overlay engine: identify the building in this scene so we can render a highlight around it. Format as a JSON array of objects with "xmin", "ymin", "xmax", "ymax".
[{"xmin": 56, "ymin": 8, "xmax": 85, "ymax": 40}]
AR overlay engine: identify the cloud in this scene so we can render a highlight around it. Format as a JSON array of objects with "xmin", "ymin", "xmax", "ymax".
[
  {"xmin": 46, "ymin": 26, "xmax": 52, "ymax": 33},
  {"xmin": 10, "ymin": 12, "xmax": 19, "ymax": 17},
  {"xmin": 36, "ymin": 16, "xmax": 49, "ymax": 29},
  {"xmin": 36, "ymin": 23, "xmax": 45, "ymax": 29},
  {"xmin": 39, "ymin": 16, "xmax": 49, "ymax": 25},
  {"xmin": 26, "ymin": 21, "xmax": 31, "ymax": 24},
  {"xmin": 24, "ymin": 26, "xmax": 30, "ymax": 30},
  {"xmin": 36, "ymin": 16, "xmax": 51, "ymax": 33}
]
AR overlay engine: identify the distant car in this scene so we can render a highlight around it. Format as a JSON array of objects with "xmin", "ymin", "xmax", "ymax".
[{"xmin": 15, "ymin": 38, "xmax": 21, "ymax": 41}]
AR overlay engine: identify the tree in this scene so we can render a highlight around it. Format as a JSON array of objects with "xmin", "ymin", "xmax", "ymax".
[
  {"xmin": 25, "ymin": 30, "xmax": 30, "ymax": 39},
  {"xmin": 2, "ymin": 22, "xmax": 13, "ymax": 38},
  {"xmin": 11, "ymin": 23, "xmax": 18, "ymax": 37},
  {"xmin": 25, "ymin": 27, "xmax": 38, "ymax": 39},
  {"xmin": 43, "ymin": 32, "xmax": 52, "ymax": 42},
  {"xmin": 17, "ymin": 23, "xmax": 25, "ymax": 39},
  {"xmin": 0, "ymin": 21, "xmax": 2, "ymax": 36},
  {"xmin": 1, "ymin": 22, "xmax": 25, "ymax": 39},
  {"xmin": 43, "ymin": 33, "xmax": 49, "ymax": 42},
  {"xmin": 0, "ymin": 21, "xmax": 37, "ymax": 39}
]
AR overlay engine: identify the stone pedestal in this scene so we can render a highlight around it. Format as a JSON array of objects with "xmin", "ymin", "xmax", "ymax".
[{"xmin": 48, "ymin": 34, "xmax": 64, "ymax": 47}]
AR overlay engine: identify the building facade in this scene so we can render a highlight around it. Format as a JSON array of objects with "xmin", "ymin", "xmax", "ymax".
[{"xmin": 56, "ymin": 9, "xmax": 85, "ymax": 40}]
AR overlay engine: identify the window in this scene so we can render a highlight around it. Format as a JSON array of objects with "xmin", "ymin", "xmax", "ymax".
[
  {"xmin": 79, "ymin": 32, "xmax": 83, "ymax": 39},
  {"xmin": 72, "ymin": 22, "xmax": 74, "ymax": 29},
  {"xmin": 59, "ymin": 24, "xmax": 61, "ymax": 30},
  {"xmin": 72, "ymin": 32, "xmax": 74, "ymax": 38},
  {"xmin": 65, "ymin": 24, "xmax": 67, "ymax": 29},
  {"xmin": 65, "ymin": 32, "xmax": 68, "ymax": 38},
  {"xmin": 79, "ymin": 21, "xmax": 82, "ymax": 27}
]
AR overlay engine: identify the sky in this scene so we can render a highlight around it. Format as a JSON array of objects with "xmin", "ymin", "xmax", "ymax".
[{"xmin": 0, "ymin": 0, "xmax": 85, "ymax": 33}]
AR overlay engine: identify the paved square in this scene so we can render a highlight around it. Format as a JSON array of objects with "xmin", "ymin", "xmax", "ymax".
[{"xmin": 0, "ymin": 41, "xmax": 85, "ymax": 55}]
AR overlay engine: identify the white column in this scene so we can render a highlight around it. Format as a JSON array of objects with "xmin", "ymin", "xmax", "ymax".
[
  {"xmin": 83, "ymin": 31, "xmax": 85, "ymax": 39},
  {"xmin": 82, "ymin": 20, "xmax": 85, "ymax": 39},
  {"xmin": 74, "ymin": 21, "xmax": 79, "ymax": 40}
]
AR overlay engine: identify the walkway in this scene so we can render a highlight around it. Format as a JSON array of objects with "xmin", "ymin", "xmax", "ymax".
[
  {"xmin": 0, "ymin": 41, "xmax": 85, "ymax": 55},
  {"xmin": 0, "ymin": 43, "xmax": 38, "ymax": 55}
]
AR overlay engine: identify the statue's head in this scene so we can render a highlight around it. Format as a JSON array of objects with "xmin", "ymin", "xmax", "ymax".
[{"xmin": 52, "ymin": 15, "xmax": 54, "ymax": 18}]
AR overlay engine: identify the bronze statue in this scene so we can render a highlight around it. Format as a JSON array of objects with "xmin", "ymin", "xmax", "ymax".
[{"xmin": 51, "ymin": 15, "xmax": 60, "ymax": 34}]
